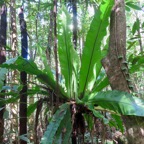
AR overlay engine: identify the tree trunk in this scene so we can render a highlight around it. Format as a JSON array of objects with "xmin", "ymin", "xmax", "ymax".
[
  {"xmin": 46, "ymin": 9, "xmax": 53, "ymax": 66},
  {"xmin": 102, "ymin": 0, "xmax": 144, "ymax": 143},
  {"xmin": 72, "ymin": 0, "xmax": 77, "ymax": 49},
  {"xmin": 10, "ymin": 0, "xmax": 17, "ymax": 58},
  {"xmin": 0, "ymin": 4, "xmax": 7, "ymax": 143},
  {"xmin": 19, "ymin": 8, "xmax": 28, "ymax": 144}
]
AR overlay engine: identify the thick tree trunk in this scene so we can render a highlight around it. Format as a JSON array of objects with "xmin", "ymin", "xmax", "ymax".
[
  {"xmin": 0, "ymin": 5, "xmax": 7, "ymax": 143},
  {"xmin": 102, "ymin": 0, "xmax": 144, "ymax": 143},
  {"xmin": 102, "ymin": 0, "xmax": 129, "ymax": 93},
  {"xmin": 19, "ymin": 8, "xmax": 28, "ymax": 144}
]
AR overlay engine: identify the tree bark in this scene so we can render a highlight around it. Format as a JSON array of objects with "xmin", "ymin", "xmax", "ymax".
[
  {"xmin": 102, "ymin": 0, "xmax": 144, "ymax": 143},
  {"xmin": 0, "ymin": 4, "xmax": 7, "ymax": 143},
  {"xmin": 46, "ymin": 9, "xmax": 53, "ymax": 66},
  {"xmin": 102, "ymin": 0, "xmax": 129, "ymax": 93},
  {"xmin": 19, "ymin": 8, "xmax": 28, "ymax": 144},
  {"xmin": 10, "ymin": 0, "xmax": 17, "ymax": 57}
]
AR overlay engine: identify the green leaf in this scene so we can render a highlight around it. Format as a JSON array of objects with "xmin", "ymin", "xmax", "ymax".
[
  {"xmin": 37, "ymin": 73, "xmax": 56, "ymax": 91},
  {"xmin": 132, "ymin": 55, "xmax": 143, "ymax": 65},
  {"xmin": 142, "ymin": 22, "xmax": 144, "ymax": 28},
  {"xmin": 1, "ymin": 56, "xmax": 40, "ymax": 75},
  {"xmin": 79, "ymin": 0, "xmax": 114, "ymax": 98},
  {"xmin": 127, "ymin": 41, "xmax": 137, "ymax": 50},
  {"xmin": 0, "ymin": 57, "xmax": 66, "ymax": 97},
  {"xmin": 88, "ymin": 104, "xmax": 109, "ymax": 124},
  {"xmin": 37, "ymin": 44, "xmax": 55, "ymax": 80},
  {"xmin": 27, "ymin": 101, "xmax": 38, "ymax": 117},
  {"xmin": 94, "ymin": 77, "xmax": 109, "ymax": 92},
  {"xmin": 111, "ymin": 114, "xmax": 124, "ymax": 133},
  {"xmin": 41, "ymin": 103, "xmax": 69, "ymax": 144},
  {"xmin": 54, "ymin": 104, "xmax": 72, "ymax": 144},
  {"xmin": 27, "ymin": 85, "xmax": 48, "ymax": 96},
  {"xmin": 84, "ymin": 114, "xmax": 94, "ymax": 131},
  {"xmin": 0, "ymin": 0, "xmax": 5, "ymax": 6},
  {"xmin": 132, "ymin": 18, "xmax": 140, "ymax": 35},
  {"xmin": 125, "ymin": 5, "xmax": 131, "ymax": 11},
  {"xmin": 130, "ymin": 56, "xmax": 144, "ymax": 73},
  {"xmin": 58, "ymin": 6, "xmax": 79, "ymax": 98},
  {"xmin": 0, "ymin": 68, "xmax": 7, "ymax": 92},
  {"xmin": 126, "ymin": 2, "xmax": 141, "ymax": 10},
  {"xmin": 88, "ymin": 90, "xmax": 144, "ymax": 116},
  {"xmin": 5, "ymin": 94, "xmax": 19, "ymax": 104}
]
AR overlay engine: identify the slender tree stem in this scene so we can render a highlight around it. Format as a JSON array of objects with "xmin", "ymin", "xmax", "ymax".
[
  {"xmin": 0, "ymin": 4, "xmax": 7, "ymax": 143},
  {"xmin": 19, "ymin": 8, "xmax": 28, "ymax": 144}
]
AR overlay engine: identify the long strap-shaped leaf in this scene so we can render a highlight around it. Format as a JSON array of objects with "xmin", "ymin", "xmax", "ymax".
[
  {"xmin": 0, "ymin": 57, "xmax": 66, "ymax": 97},
  {"xmin": 58, "ymin": 7, "xmax": 79, "ymax": 98},
  {"xmin": 79, "ymin": 0, "xmax": 114, "ymax": 98},
  {"xmin": 54, "ymin": 104, "xmax": 72, "ymax": 144},
  {"xmin": 40, "ymin": 103, "xmax": 70, "ymax": 144},
  {"xmin": 88, "ymin": 90, "xmax": 144, "ymax": 116}
]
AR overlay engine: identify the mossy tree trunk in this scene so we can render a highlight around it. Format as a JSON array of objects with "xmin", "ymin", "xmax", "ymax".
[{"xmin": 102, "ymin": 0, "xmax": 144, "ymax": 143}]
